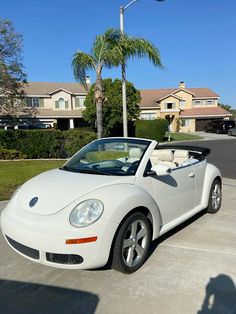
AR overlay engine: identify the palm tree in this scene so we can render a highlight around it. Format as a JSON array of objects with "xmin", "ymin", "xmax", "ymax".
[{"xmin": 72, "ymin": 28, "xmax": 162, "ymax": 138}]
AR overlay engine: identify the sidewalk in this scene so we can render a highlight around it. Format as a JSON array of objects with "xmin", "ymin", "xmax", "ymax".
[{"xmin": 0, "ymin": 179, "xmax": 236, "ymax": 314}]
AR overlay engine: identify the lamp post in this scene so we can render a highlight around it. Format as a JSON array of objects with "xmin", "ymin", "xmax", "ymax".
[{"xmin": 120, "ymin": 0, "xmax": 165, "ymax": 137}]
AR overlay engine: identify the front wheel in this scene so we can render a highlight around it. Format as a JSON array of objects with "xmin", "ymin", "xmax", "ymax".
[
  {"xmin": 207, "ymin": 179, "xmax": 222, "ymax": 213},
  {"xmin": 111, "ymin": 212, "xmax": 151, "ymax": 274},
  {"xmin": 228, "ymin": 130, "xmax": 232, "ymax": 136}
]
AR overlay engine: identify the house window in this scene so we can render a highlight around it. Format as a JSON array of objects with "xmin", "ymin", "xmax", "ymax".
[
  {"xmin": 205, "ymin": 100, "xmax": 214, "ymax": 105},
  {"xmin": 193, "ymin": 100, "xmax": 202, "ymax": 106},
  {"xmin": 179, "ymin": 100, "xmax": 185, "ymax": 109},
  {"xmin": 182, "ymin": 119, "xmax": 191, "ymax": 127},
  {"xmin": 26, "ymin": 97, "xmax": 39, "ymax": 107},
  {"xmin": 75, "ymin": 97, "xmax": 86, "ymax": 108},
  {"xmin": 140, "ymin": 113, "xmax": 156, "ymax": 120},
  {"xmin": 58, "ymin": 97, "xmax": 65, "ymax": 109},
  {"xmin": 164, "ymin": 103, "xmax": 176, "ymax": 110}
]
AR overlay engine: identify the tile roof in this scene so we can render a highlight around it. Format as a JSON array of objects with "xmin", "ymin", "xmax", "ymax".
[
  {"xmin": 180, "ymin": 107, "xmax": 232, "ymax": 118},
  {"xmin": 139, "ymin": 87, "xmax": 219, "ymax": 108},
  {"xmin": 25, "ymin": 82, "xmax": 87, "ymax": 95}
]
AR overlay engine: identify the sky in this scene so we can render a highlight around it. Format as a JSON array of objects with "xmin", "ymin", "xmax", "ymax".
[{"xmin": 1, "ymin": 0, "xmax": 236, "ymax": 107}]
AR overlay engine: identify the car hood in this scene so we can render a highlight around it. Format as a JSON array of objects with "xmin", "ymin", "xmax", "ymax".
[{"xmin": 14, "ymin": 169, "xmax": 135, "ymax": 215}]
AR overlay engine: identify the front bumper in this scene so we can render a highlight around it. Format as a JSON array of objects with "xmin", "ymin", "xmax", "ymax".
[{"xmin": 1, "ymin": 206, "xmax": 119, "ymax": 270}]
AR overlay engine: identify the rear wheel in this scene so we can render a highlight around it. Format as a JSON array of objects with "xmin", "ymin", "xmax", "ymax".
[
  {"xmin": 111, "ymin": 212, "xmax": 151, "ymax": 274},
  {"xmin": 207, "ymin": 179, "xmax": 222, "ymax": 213},
  {"xmin": 228, "ymin": 130, "xmax": 232, "ymax": 136},
  {"xmin": 216, "ymin": 128, "xmax": 221, "ymax": 134}
]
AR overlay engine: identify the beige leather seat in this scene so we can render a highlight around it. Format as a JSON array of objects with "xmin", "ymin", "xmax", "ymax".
[
  {"xmin": 173, "ymin": 150, "xmax": 189, "ymax": 165},
  {"xmin": 122, "ymin": 147, "xmax": 143, "ymax": 172},
  {"xmin": 150, "ymin": 150, "xmax": 176, "ymax": 168}
]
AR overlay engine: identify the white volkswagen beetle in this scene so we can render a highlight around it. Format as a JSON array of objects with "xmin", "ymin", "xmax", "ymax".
[{"xmin": 1, "ymin": 137, "xmax": 222, "ymax": 274}]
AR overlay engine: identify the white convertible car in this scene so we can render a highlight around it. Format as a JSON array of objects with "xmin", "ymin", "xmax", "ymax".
[{"xmin": 1, "ymin": 137, "xmax": 222, "ymax": 274}]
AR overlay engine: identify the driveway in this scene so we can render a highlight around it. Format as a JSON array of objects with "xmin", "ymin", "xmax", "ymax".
[
  {"xmin": 194, "ymin": 131, "xmax": 236, "ymax": 141},
  {"xmin": 1, "ymin": 178, "xmax": 236, "ymax": 314}
]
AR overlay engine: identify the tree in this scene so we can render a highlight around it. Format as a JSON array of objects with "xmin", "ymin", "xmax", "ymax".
[
  {"xmin": 0, "ymin": 19, "xmax": 31, "ymax": 117},
  {"xmin": 72, "ymin": 28, "xmax": 162, "ymax": 138},
  {"xmin": 83, "ymin": 78, "xmax": 141, "ymax": 136},
  {"xmin": 218, "ymin": 103, "xmax": 232, "ymax": 112}
]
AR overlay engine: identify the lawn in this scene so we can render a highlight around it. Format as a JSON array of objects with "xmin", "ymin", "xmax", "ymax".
[
  {"xmin": 163, "ymin": 132, "xmax": 203, "ymax": 142},
  {"xmin": 0, "ymin": 160, "xmax": 65, "ymax": 201}
]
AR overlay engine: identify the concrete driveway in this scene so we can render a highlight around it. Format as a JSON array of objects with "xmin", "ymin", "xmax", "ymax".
[
  {"xmin": 0, "ymin": 178, "xmax": 236, "ymax": 314},
  {"xmin": 194, "ymin": 131, "xmax": 236, "ymax": 141}
]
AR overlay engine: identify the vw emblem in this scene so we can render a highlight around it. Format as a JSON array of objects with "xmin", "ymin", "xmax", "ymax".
[{"xmin": 29, "ymin": 197, "xmax": 38, "ymax": 208}]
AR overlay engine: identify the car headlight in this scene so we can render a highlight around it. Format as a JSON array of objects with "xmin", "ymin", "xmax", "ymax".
[{"xmin": 69, "ymin": 199, "xmax": 104, "ymax": 228}]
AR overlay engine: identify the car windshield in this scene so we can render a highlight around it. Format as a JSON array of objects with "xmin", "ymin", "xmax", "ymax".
[{"xmin": 61, "ymin": 138, "xmax": 151, "ymax": 176}]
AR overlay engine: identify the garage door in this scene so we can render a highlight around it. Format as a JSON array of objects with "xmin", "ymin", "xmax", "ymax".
[{"xmin": 195, "ymin": 119, "xmax": 218, "ymax": 131}]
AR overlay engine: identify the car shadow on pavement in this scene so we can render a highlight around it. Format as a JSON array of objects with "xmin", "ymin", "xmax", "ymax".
[
  {"xmin": 149, "ymin": 210, "xmax": 206, "ymax": 257},
  {"xmin": 197, "ymin": 274, "xmax": 236, "ymax": 314},
  {"xmin": 0, "ymin": 279, "xmax": 99, "ymax": 314}
]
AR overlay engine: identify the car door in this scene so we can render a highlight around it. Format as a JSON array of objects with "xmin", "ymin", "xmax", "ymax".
[{"xmin": 150, "ymin": 164, "xmax": 196, "ymax": 225}]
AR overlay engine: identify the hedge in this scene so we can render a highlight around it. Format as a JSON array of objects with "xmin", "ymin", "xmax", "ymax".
[
  {"xmin": 0, "ymin": 148, "xmax": 27, "ymax": 160},
  {"xmin": 0, "ymin": 128, "xmax": 97, "ymax": 159},
  {"xmin": 135, "ymin": 119, "xmax": 168, "ymax": 142}
]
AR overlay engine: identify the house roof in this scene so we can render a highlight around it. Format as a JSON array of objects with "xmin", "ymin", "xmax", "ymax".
[
  {"xmin": 24, "ymin": 82, "xmax": 87, "ymax": 96},
  {"xmin": 139, "ymin": 87, "xmax": 219, "ymax": 108},
  {"xmin": 180, "ymin": 107, "xmax": 232, "ymax": 118}
]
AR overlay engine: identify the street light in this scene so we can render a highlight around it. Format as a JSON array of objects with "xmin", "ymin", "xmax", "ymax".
[{"xmin": 120, "ymin": 0, "xmax": 165, "ymax": 137}]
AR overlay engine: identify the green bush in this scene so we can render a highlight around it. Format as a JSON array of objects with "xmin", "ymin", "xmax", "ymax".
[
  {"xmin": 0, "ymin": 148, "xmax": 27, "ymax": 160},
  {"xmin": 63, "ymin": 128, "xmax": 97, "ymax": 157},
  {"xmin": 135, "ymin": 119, "xmax": 168, "ymax": 142},
  {"xmin": 0, "ymin": 128, "xmax": 97, "ymax": 159}
]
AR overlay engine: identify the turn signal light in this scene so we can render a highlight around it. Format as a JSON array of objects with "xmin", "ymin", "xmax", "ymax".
[{"xmin": 65, "ymin": 237, "xmax": 98, "ymax": 244}]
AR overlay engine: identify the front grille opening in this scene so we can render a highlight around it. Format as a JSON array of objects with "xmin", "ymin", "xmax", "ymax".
[
  {"xmin": 6, "ymin": 235, "xmax": 40, "ymax": 260},
  {"xmin": 46, "ymin": 252, "xmax": 84, "ymax": 265}
]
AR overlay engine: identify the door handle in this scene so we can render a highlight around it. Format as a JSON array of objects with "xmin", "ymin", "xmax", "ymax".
[{"xmin": 188, "ymin": 172, "xmax": 195, "ymax": 178}]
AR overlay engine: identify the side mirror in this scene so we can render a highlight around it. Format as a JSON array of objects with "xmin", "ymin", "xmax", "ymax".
[{"xmin": 148, "ymin": 164, "xmax": 172, "ymax": 177}]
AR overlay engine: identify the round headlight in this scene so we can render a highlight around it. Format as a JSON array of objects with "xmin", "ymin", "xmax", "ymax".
[{"xmin": 69, "ymin": 199, "xmax": 104, "ymax": 228}]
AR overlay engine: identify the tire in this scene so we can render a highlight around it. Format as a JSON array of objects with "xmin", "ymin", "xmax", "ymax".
[
  {"xmin": 228, "ymin": 130, "xmax": 232, "ymax": 136},
  {"xmin": 207, "ymin": 179, "xmax": 222, "ymax": 214},
  {"xmin": 216, "ymin": 128, "xmax": 221, "ymax": 134},
  {"xmin": 111, "ymin": 212, "xmax": 151, "ymax": 274}
]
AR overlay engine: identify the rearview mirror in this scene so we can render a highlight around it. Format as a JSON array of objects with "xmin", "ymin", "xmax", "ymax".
[{"xmin": 148, "ymin": 164, "xmax": 172, "ymax": 177}]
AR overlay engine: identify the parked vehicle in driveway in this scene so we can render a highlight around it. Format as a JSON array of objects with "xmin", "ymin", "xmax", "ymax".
[
  {"xmin": 204, "ymin": 120, "xmax": 235, "ymax": 134},
  {"xmin": 0, "ymin": 137, "xmax": 222, "ymax": 274},
  {"xmin": 228, "ymin": 128, "xmax": 236, "ymax": 136}
]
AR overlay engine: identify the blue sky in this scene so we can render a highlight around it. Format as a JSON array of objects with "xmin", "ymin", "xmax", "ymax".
[{"xmin": 2, "ymin": 0, "xmax": 236, "ymax": 107}]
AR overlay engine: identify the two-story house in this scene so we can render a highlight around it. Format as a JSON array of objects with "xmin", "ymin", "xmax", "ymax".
[
  {"xmin": 139, "ymin": 82, "xmax": 232, "ymax": 132},
  {"xmin": 0, "ymin": 80, "xmax": 231, "ymax": 132},
  {"xmin": 22, "ymin": 81, "xmax": 90, "ymax": 130}
]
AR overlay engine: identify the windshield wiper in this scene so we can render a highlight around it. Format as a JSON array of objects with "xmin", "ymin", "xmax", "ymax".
[{"xmin": 59, "ymin": 166, "xmax": 78, "ymax": 173}]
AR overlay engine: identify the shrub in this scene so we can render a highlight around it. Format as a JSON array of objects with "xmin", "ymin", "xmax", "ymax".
[
  {"xmin": 0, "ymin": 148, "xmax": 27, "ymax": 160},
  {"xmin": 135, "ymin": 119, "xmax": 168, "ymax": 142},
  {"xmin": 63, "ymin": 128, "xmax": 97, "ymax": 157},
  {"xmin": 0, "ymin": 128, "xmax": 97, "ymax": 159}
]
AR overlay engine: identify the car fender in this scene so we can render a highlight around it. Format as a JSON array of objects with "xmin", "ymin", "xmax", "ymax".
[
  {"xmin": 201, "ymin": 163, "xmax": 222, "ymax": 208},
  {"xmin": 80, "ymin": 183, "xmax": 162, "ymax": 241}
]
